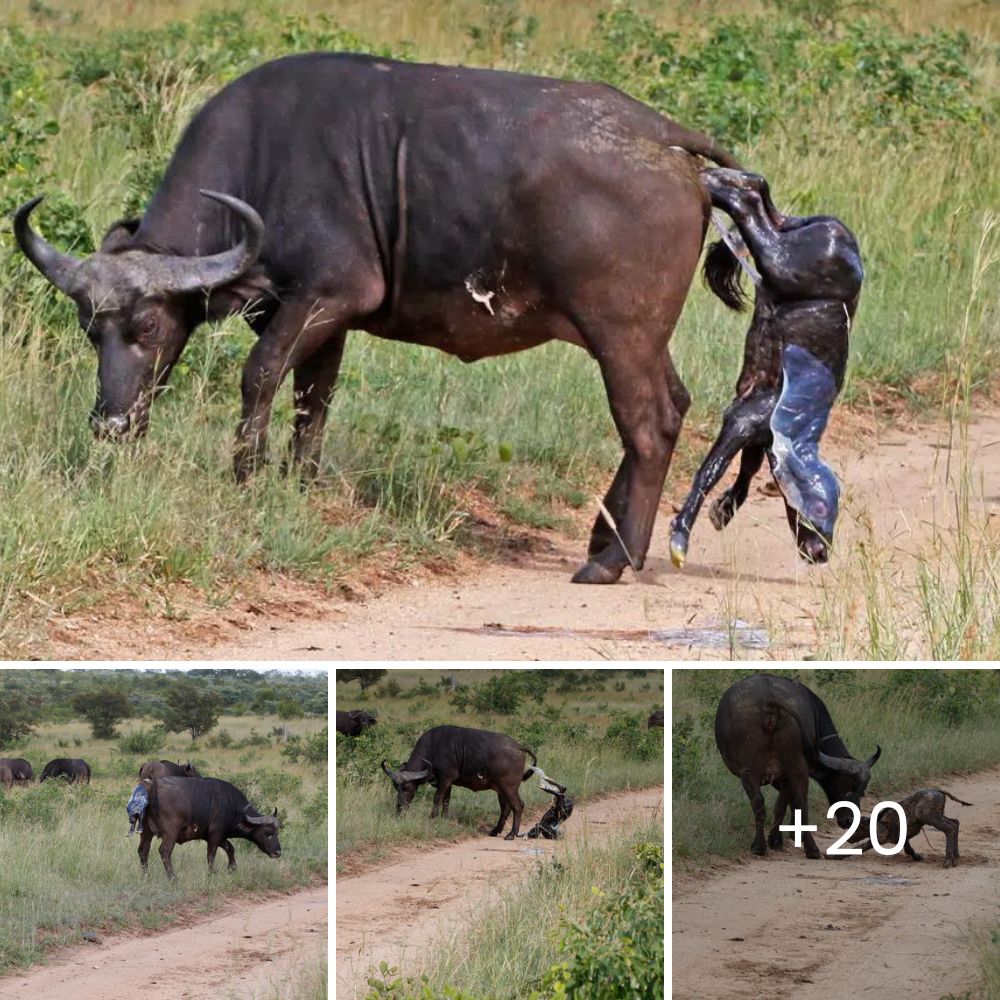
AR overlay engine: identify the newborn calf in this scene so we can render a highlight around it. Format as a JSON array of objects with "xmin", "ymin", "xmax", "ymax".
[
  {"xmin": 125, "ymin": 781, "xmax": 149, "ymax": 836},
  {"xmin": 669, "ymin": 168, "xmax": 864, "ymax": 568},
  {"xmin": 855, "ymin": 788, "xmax": 972, "ymax": 868}
]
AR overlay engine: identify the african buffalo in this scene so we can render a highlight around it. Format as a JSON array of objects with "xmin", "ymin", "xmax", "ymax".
[
  {"xmin": 382, "ymin": 724, "xmax": 537, "ymax": 839},
  {"xmin": 715, "ymin": 674, "xmax": 880, "ymax": 859},
  {"xmin": 14, "ymin": 52, "xmax": 739, "ymax": 583},
  {"xmin": 648, "ymin": 709, "xmax": 664, "ymax": 728},
  {"xmin": 138, "ymin": 759, "xmax": 201, "ymax": 780},
  {"xmin": 39, "ymin": 758, "xmax": 91, "ymax": 784},
  {"xmin": 0, "ymin": 758, "xmax": 34, "ymax": 783},
  {"xmin": 336, "ymin": 709, "xmax": 378, "ymax": 736},
  {"xmin": 137, "ymin": 775, "xmax": 281, "ymax": 879},
  {"xmin": 0, "ymin": 762, "xmax": 14, "ymax": 788}
]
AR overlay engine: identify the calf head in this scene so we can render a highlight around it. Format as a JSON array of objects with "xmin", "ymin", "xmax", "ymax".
[
  {"xmin": 241, "ymin": 806, "xmax": 282, "ymax": 857},
  {"xmin": 381, "ymin": 759, "xmax": 433, "ymax": 812},
  {"xmin": 817, "ymin": 745, "xmax": 882, "ymax": 826},
  {"xmin": 13, "ymin": 191, "xmax": 263, "ymax": 440}
]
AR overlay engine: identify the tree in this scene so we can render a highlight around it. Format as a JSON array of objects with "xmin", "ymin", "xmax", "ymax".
[
  {"xmin": 277, "ymin": 698, "xmax": 305, "ymax": 720},
  {"xmin": 0, "ymin": 691, "xmax": 38, "ymax": 746},
  {"xmin": 336, "ymin": 669, "xmax": 386, "ymax": 691},
  {"xmin": 157, "ymin": 681, "xmax": 222, "ymax": 740},
  {"xmin": 72, "ymin": 688, "xmax": 131, "ymax": 739}
]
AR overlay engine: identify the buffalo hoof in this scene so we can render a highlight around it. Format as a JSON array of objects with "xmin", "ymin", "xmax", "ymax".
[
  {"xmin": 571, "ymin": 560, "xmax": 623, "ymax": 585},
  {"xmin": 709, "ymin": 496, "xmax": 735, "ymax": 531},
  {"xmin": 768, "ymin": 833, "xmax": 784, "ymax": 850},
  {"xmin": 487, "ymin": 829, "xmax": 500, "ymax": 837},
  {"xmin": 504, "ymin": 833, "xmax": 516, "ymax": 841},
  {"xmin": 750, "ymin": 841, "xmax": 767, "ymax": 857},
  {"xmin": 668, "ymin": 531, "xmax": 688, "ymax": 569},
  {"xmin": 943, "ymin": 857, "xmax": 956, "ymax": 868},
  {"xmin": 805, "ymin": 847, "xmax": 822, "ymax": 860}
]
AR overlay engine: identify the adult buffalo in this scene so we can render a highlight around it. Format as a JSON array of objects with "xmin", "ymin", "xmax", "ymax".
[
  {"xmin": 715, "ymin": 674, "xmax": 880, "ymax": 859},
  {"xmin": 0, "ymin": 758, "xmax": 34, "ymax": 783},
  {"xmin": 39, "ymin": 758, "xmax": 92, "ymax": 784},
  {"xmin": 648, "ymin": 709, "xmax": 664, "ymax": 728},
  {"xmin": 382, "ymin": 724, "xmax": 537, "ymax": 839},
  {"xmin": 137, "ymin": 775, "xmax": 280, "ymax": 879},
  {"xmin": 14, "ymin": 52, "xmax": 738, "ymax": 583},
  {"xmin": 336, "ymin": 709, "xmax": 378, "ymax": 736},
  {"xmin": 0, "ymin": 762, "xmax": 14, "ymax": 788},
  {"xmin": 138, "ymin": 759, "xmax": 201, "ymax": 780}
]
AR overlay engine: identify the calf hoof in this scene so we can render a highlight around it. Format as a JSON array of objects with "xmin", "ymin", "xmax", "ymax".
[
  {"xmin": 571, "ymin": 560, "xmax": 623, "ymax": 585},
  {"xmin": 668, "ymin": 531, "xmax": 688, "ymax": 569},
  {"xmin": 911, "ymin": 853, "xmax": 924, "ymax": 863},
  {"xmin": 504, "ymin": 833, "xmax": 516, "ymax": 841},
  {"xmin": 709, "ymin": 497, "xmax": 735, "ymax": 531},
  {"xmin": 943, "ymin": 857, "xmax": 957, "ymax": 868}
]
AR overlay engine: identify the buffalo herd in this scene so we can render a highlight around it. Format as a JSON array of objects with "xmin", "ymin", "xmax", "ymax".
[{"xmin": 1, "ymin": 753, "xmax": 282, "ymax": 879}]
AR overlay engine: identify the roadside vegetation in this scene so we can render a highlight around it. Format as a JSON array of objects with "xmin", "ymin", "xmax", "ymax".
[
  {"xmin": 336, "ymin": 668, "xmax": 663, "ymax": 868},
  {"xmin": 0, "ymin": 0, "xmax": 997, "ymax": 654},
  {"xmin": 672, "ymin": 667, "xmax": 1000, "ymax": 866},
  {"xmin": 0, "ymin": 669, "xmax": 328, "ymax": 975}
]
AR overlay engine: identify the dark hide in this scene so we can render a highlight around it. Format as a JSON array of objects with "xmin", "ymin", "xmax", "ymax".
[
  {"xmin": 14, "ymin": 52, "xmax": 741, "ymax": 584},
  {"xmin": 648, "ymin": 709, "xmax": 664, "ymax": 728},
  {"xmin": 39, "ymin": 757, "xmax": 91, "ymax": 784},
  {"xmin": 715, "ymin": 674, "xmax": 880, "ymax": 860},
  {"xmin": 0, "ymin": 763, "xmax": 14, "ymax": 788},
  {"xmin": 336, "ymin": 709, "xmax": 378, "ymax": 736},
  {"xmin": 524, "ymin": 782, "xmax": 574, "ymax": 839},
  {"xmin": 382, "ymin": 725, "xmax": 537, "ymax": 839},
  {"xmin": 138, "ymin": 759, "xmax": 201, "ymax": 780},
  {"xmin": 0, "ymin": 758, "xmax": 34, "ymax": 783},
  {"xmin": 670, "ymin": 168, "xmax": 863, "ymax": 568},
  {"xmin": 138, "ymin": 776, "xmax": 281, "ymax": 879}
]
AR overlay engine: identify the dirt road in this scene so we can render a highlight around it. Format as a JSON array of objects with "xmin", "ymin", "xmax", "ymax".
[
  {"xmin": 336, "ymin": 785, "xmax": 663, "ymax": 999},
  {"xmin": 673, "ymin": 767, "xmax": 1000, "ymax": 1000},
  {"xmin": 46, "ymin": 407, "xmax": 1000, "ymax": 659},
  {"xmin": 0, "ymin": 885, "xmax": 327, "ymax": 1000}
]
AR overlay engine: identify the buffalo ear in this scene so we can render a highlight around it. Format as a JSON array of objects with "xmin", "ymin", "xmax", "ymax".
[{"xmin": 100, "ymin": 217, "xmax": 141, "ymax": 252}]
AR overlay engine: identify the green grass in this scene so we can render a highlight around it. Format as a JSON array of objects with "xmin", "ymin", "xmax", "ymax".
[
  {"xmin": 0, "ymin": 714, "xmax": 327, "ymax": 974},
  {"xmin": 336, "ymin": 668, "xmax": 663, "ymax": 868},
  {"xmin": 672, "ymin": 668, "xmax": 1000, "ymax": 867},
  {"xmin": 0, "ymin": 0, "xmax": 997, "ymax": 653}
]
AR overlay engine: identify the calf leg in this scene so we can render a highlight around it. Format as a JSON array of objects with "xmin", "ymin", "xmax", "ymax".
[
  {"xmin": 739, "ymin": 773, "xmax": 768, "ymax": 856},
  {"xmin": 710, "ymin": 445, "xmax": 767, "ymax": 531},
  {"xmin": 669, "ymin": 393, "xmax": 774, "ymax": 567},
  {"xmin": 903, "ymin": 840, "xmax": 924, "ymax": 862},
  {"xmin": 933, "ymin": 817, "xmax": 960, "ymax": 867}
]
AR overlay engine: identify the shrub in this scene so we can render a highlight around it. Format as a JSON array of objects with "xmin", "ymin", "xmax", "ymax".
[
  {"xmin": 207, "ymin": 728, "xmax": 234, "ymax": 749},
  {"xmin": 336, "ymin": 725, "xmax": 395, "ymax": 785},
  {"xmin": 603, "ymin": 713, "xmax": 662, "ymax": 761},
  {"xmin": 117, "ymin": 726, "xmax": 165, "ymax": 755}
]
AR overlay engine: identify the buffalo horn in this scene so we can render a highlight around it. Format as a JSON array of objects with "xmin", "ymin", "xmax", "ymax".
[
  {"xmin": 13, "ymin": 196, "xmax": 83, "ymax": 296},
  {"xmin": 243, "ymin": 805, "xmax": 278, "ymax": 827},
  {"xmin": 865, "ymin": 745, "xmax": 882, "ymax": 769},
  {"xmin": 817, "ymin": 750, "xmax": 859, "ymax": 774},
  {"xmin": 143, "ymin": 190, "xmax": 264, "ymax": 294},
  {"xmin": 381, "ymin": 760, "xmax": 402, "ymax": 785}
]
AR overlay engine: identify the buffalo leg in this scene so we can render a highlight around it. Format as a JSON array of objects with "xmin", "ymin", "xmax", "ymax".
[
  {"xmin": 788, "ymin": 780, "xmax": 821, "ymax": 860},
  {"xmin": 669, "ymin": 394, "xmax": 772, "ymax": 567},
  {"xmin": 290, "ymin": 331, "xmax": 348, "ymax": 482},
  {"xmin": 934, "ymin": 817, "xmax": 959, "ymax": 867},
  {"xmin": 441, "ymin": 785, "xmax": 452, "ymax": 817},
  {"xmin": 431, "ymin": 779, "xmax": 454, "ymax": 819},
  {"xmin": 574, "ymin": 347, "xmax": 687, "ymax": 584},
  {"xmin": 234, "ymin": 297, "xmax": 355, "ymax": 483},
  {"xmin": 739, "ymin": 773, "xmax": 768, "ymax": 856},
  {"xmin": 710, "ymin": 445, "xmax": 767, "ymax": 531},
  {"xmin": 489, "ymin": 793, "xmax": 513, "ymax": 837},
  {"xmin": 903, "ymin": 839, "xmax": 924, "ymax": 862},
  {"xmin": 767, "ymin": 780, "xmax": 790, "ymax": 849},
  {"xmin": 506, "ymin": 789, "xmax": 525, "ymax": 840},
  {"xmin": 138, "ymin": 829, "xmax": 153, "ymax": 873},
  {"xmin": 159, "ymin": 837, "xmax": 178, "ymax": 879},
  {"xmin": 220, "ymin": 839, "xmax": 237, "ymax": 870}
]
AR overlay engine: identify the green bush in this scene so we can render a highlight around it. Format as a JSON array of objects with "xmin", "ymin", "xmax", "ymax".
[
  {"xmin": 603, "ymin": 713, "xmax": 661, "ymax": 761},
  {"xmin": 117, "ymin": 727, "xmax": 165, "ymax": 755},
  {"xmin": 336, "ymin": 724, "xmax": 397, "ymax": 785}
]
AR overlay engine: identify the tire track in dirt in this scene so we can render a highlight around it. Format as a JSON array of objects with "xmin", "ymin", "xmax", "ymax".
[
  {"xmin": 0, "ymin": 885, "xmax": 327, "ymax": 1000},
  {"xmin": 335, "ymin": 786, "xmax": 663, "ymax": 1000},
  {"xmin": 673, "ymin": 767, "xmax": 1000, "ymax": 999}
]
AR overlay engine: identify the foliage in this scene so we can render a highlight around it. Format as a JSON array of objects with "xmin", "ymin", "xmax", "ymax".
[
  {"xmin": 672, "ymin": 713, "xmax": 703, "ymax": 792},
  {"xmin": 883, "ymin": 669, "xmax": 998, "ymax": 726},
  {"xmin": 281, "ymin": 726, "xmax": 328, "ymax": 768},
  {"xmin": 156, "ymin": 680, "xmax": 222, "ymax": 740},
  {"xmin": 364, "ymin": 963, "xmax": 483, "ymax": 1000},
  {"xmin": 603, "ymin": 712, "xmax": 662, "ymax": 761},
  {"xmin": 338, "ymin": 670, "xmax": 388, "ymax": 691},
  {"xmin": 336, "ymin": 724, "xmax": 396, "ymax": 785},
  {"xmin": 71, "ymin": 687, "xmax": 131, "ymax": 739},
  {"xmin": 116, "ymin": 726, "xmax": 165, "ymax": 755},
  {"xmin": 531, "ymin": 842, "xmax": 664, "ymax": 1000},
  {"xmin": 0, "ymin": 690, "xmax": 38, "ymax": 746}
]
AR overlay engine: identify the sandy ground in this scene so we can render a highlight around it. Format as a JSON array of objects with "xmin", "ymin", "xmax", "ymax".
[
  {"xmin": 673, "ymin": 767, "xmax": 1000, "ymax": 1000},
  {"xmin": 42, "ymin": 407, "xmax": 1000, "ymax": 659},
  {"xmin": 336, "ymin": 785, "xmax": 664, "ymax": 999},
  {"xmin": 0, "ymin": 885, "xmax": 327, "ymax": 1000}
]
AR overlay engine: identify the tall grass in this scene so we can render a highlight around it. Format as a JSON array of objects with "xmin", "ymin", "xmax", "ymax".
[
  {"xmin": 672, "ymin": 668, "xmax": 1000, "ymax": 866},
  {"xmin": 0, "ymin": 714, "xmax": 327, "ymax": 973},
  {"xmin": 0, "ymin": 0, "xmax": 997, "ymax": 652}
]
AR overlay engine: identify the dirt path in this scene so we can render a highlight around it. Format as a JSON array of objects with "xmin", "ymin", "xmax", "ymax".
[
  {"xmin": 0, "ymin": 885, "xmax": 327, "ymax": 1000},
  {"xmin": 673, "ymin": 767, "xmax": 1000, "ymax": 1000},
  {"xmin": 336, "ymin": 785, "xmax": 663, "ymax": 1000},
  {"xmin": 45, "ymin": 407, "xmax": 1000, "ymax": 659}
]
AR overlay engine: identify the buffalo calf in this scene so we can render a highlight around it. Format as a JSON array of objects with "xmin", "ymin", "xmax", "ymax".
[{"xmin": 855, "ymin": 788, "xmax": 971, "ymax": 868}]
